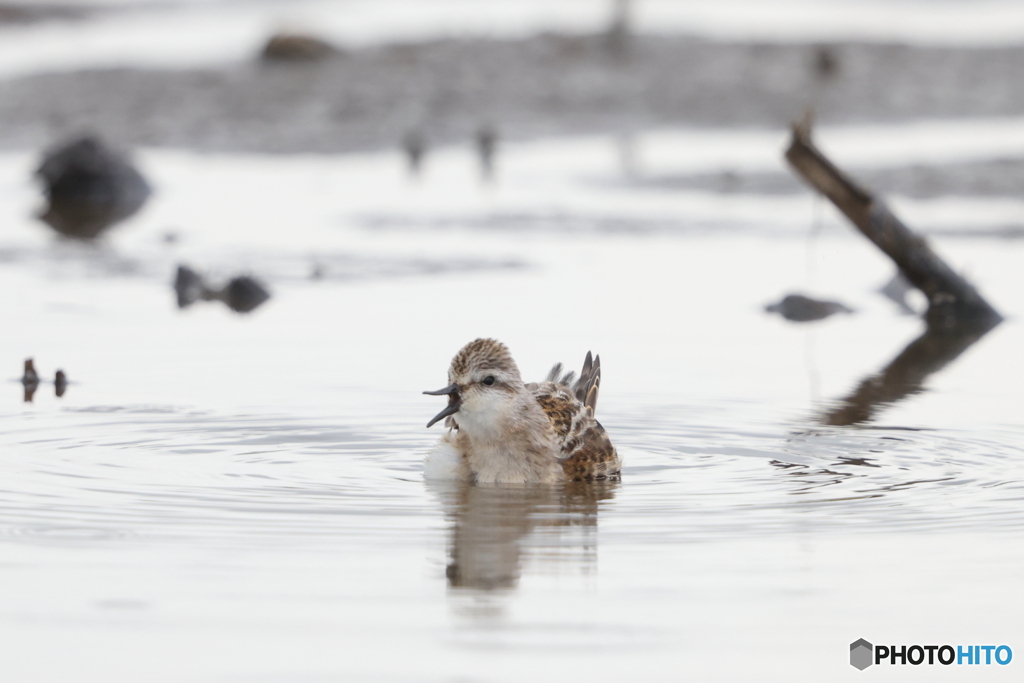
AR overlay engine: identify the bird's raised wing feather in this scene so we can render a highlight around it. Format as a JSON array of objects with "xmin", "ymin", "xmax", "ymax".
[{"xmin": 546, "ymin": 351, "xmax": 602, "ymax": 415}]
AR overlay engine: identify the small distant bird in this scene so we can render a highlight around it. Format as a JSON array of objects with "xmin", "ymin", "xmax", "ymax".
[
  {"xmin": 423, "ymin": 339, "xmax": 621, "ymax": 483},
  {"xmin": 402, "ymin": 129, "xmax": 427, "ymax": 177},
  {"xmin": 35, "ymin": 135, "xmax": 151, "ymax": 239},
  {"xmin": 813, "ymin": 45, "xmax": 840, "ymax": 83},
  {"xmin": 765, "ymin": 294, "xmax": 854, "ymax": 322},
  {"xmin": 174, "ymin": 265, "xmax": 271, "ymax": 314},
  {"xmin": 21, "ymin": 358, "xmax": 40, "ymax": 403},
  {"xmin": 475, "ymin": 125, "xmax": 498, "ymax": 182},
  {"xmin": 54, "ymin": 370, "xmax": 68, "ymax": 398},
  {"xmin": 21, "ymin": 359, "xmax": 39, "ymax": 386},
  {"xmin": 604, "ymin": 0, "xmax": 632, "ymax": 59}
]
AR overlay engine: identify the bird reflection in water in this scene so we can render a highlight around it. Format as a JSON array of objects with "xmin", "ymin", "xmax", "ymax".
[{"xmin": 429, "ymin": 480, "xmax": 618, "ymax": 592}]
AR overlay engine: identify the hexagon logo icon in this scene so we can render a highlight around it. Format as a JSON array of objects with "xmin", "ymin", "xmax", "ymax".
[{"xmin": 850, "ymin": 639, "xmax": 873, "ymax": 670}]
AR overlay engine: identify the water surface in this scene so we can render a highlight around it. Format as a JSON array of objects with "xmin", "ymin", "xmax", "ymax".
[{"xmin": 2, "ymin": 125, "xmax": 1024, "ymax": 680}]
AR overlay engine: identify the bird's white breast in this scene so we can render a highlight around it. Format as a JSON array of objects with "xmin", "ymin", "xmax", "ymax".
[{"xmin": 424, "ymin": 434, "xmax": 467, "ymax": 480}]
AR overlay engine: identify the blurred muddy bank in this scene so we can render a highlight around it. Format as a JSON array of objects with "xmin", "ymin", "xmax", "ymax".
[
  {"xmin": 644, "ymin": 157, "xmax": 1024, "ymax": 201},
  {"xmin": 1, "ymin": 33, "xmax": 1024, "ymax": 153},
  {"xmin": 0, "ymin": 3, "xmax": 91, "ymax": 24}
]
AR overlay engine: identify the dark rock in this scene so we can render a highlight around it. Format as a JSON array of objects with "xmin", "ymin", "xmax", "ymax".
[
  {"xmin": 174, "ymin": 264, "xmax": 270, "ymax": 314},
  {"xmin": 35, "ymin": 135, "xmax": 151, "ymax": 239},
  {"xmin": 765, "ymin": 294, "xmax": 854, "ymax": 322},
  {"xmin": 174, "ymin": 265, "xmax": 206, "ymax": 308},
  {"xmin": 220, "ymin": 276, "xmax": 271, "ymax": 313},
  {"xmin": 54, "ymin": 370, "xmax": 67, "ymax": 398},
  {"xmin": 261, "ymin": 33, "xmax": 338, "ymax": 62}
]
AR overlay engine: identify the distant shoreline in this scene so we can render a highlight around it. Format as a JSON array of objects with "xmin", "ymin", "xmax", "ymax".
[
  {"xmin": 2, "ymin": 33, "xmax": 1024, "ymax": 154},
  {"xmin": 0, "ymin": 2, "xmax": 94, "ymax": 25}
]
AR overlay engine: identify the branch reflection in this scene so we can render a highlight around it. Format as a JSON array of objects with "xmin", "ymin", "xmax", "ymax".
[
  {"xmin": 429, "ymin": 481, "xmax": 618, "ymax": 592},
  {"xmin": 822, "ymin": 317, "xmax": 999, "ymax": 426}
]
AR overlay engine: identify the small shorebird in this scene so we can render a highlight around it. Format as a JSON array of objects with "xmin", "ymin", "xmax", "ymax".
[
  {"xmin": 401, "ymin": 129, "xmax": 427, "ymax": 178},
  {"xmin": 21, "ymin": 358, "xmax": 40, "ymax": 403},
  {"xmin": 423, "ymin": 339, "xmax": 621, "ymax": 483},
  {"xmin": 21, "ymin": 359, "xmax": 39, "ymax": 387},
  {"xmin": 54, "ymin": 370, "xmax": 68, "ymax": 398},
  {"xmin": 474, "ymin": 124, "xmax": 498, "ymax": 182}
]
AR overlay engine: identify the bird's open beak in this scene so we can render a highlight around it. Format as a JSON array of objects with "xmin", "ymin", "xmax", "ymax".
[{"xmin": 423, "ymin": 383, "xmax": 460, "ymax": 428}]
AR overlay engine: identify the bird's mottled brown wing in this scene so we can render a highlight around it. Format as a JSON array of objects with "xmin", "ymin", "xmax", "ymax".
[
  {"xmin": 533, "ymin": 382, "xmax": 620, "ymax": 481},
  {"xmin": 559, "ymin": 422, "xmax": 619, "ymax": 481}
]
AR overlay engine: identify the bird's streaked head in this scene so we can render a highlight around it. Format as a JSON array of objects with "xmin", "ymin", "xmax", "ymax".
[{"xmin": 424, "ymin": 338, "xmax": 523, "ymax": 429}]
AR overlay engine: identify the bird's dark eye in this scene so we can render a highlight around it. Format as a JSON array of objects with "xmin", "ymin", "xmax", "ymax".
[{"xmin": 482, "ymin": 376, "xmax": 495, "ymax": 386}]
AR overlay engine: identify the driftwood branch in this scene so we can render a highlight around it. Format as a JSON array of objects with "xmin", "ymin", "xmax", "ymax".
[
  {"xmin": 785, "ymin": 121, "xmax": 1003, "ymax": 425},
  {"xmin": 785, "ymin": 123, "xmax": 1002, "ymax": 330}
]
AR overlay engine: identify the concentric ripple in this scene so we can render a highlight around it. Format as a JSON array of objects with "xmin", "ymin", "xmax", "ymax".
[{"xmin": 2, "ymin": 396, "xmax": 1022, "ymax": 554}]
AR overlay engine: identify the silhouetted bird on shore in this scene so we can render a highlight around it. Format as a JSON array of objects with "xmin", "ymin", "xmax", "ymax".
[
  {"xmin": 475, "ymin": 125, "xmax": 498, "ymax": 183},
  {"xmin": 21, "ymin": 359, "xmax": 39, "ymax": 402},
  {"xmin": 766, "ymin": 294, "xmax": 854, "ymax": 322},
  {"xmin": 20, "ymin": 359, "xmax": 38, "ymax": 386},
  {"xmin": 605, "ymin": 0, "xmax": 632, "ymax": 59},
  {"xmin": 814, "ymin": 45, "xmax": 840, "ymax": 83},
  {"xmin": 35, "ymin": 135, "xmax": 151, "ymax": 239},
  {"xmin": 174, "ymin": 265, "xmax": 271, "ymax": 314},
  {"xmin": 402, "ymin": 129, "xmax": 427, "ymax": 177}
]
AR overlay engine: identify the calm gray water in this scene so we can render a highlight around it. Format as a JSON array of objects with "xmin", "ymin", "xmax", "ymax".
[{"xmin": 2, "ymin": 125, "xmax": 1024, "ymax": 680}]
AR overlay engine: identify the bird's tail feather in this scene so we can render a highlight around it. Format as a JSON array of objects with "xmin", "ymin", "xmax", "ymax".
[{"xmin": 547, "ymin": 352, "xmax": 602, "ymax": 414}]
